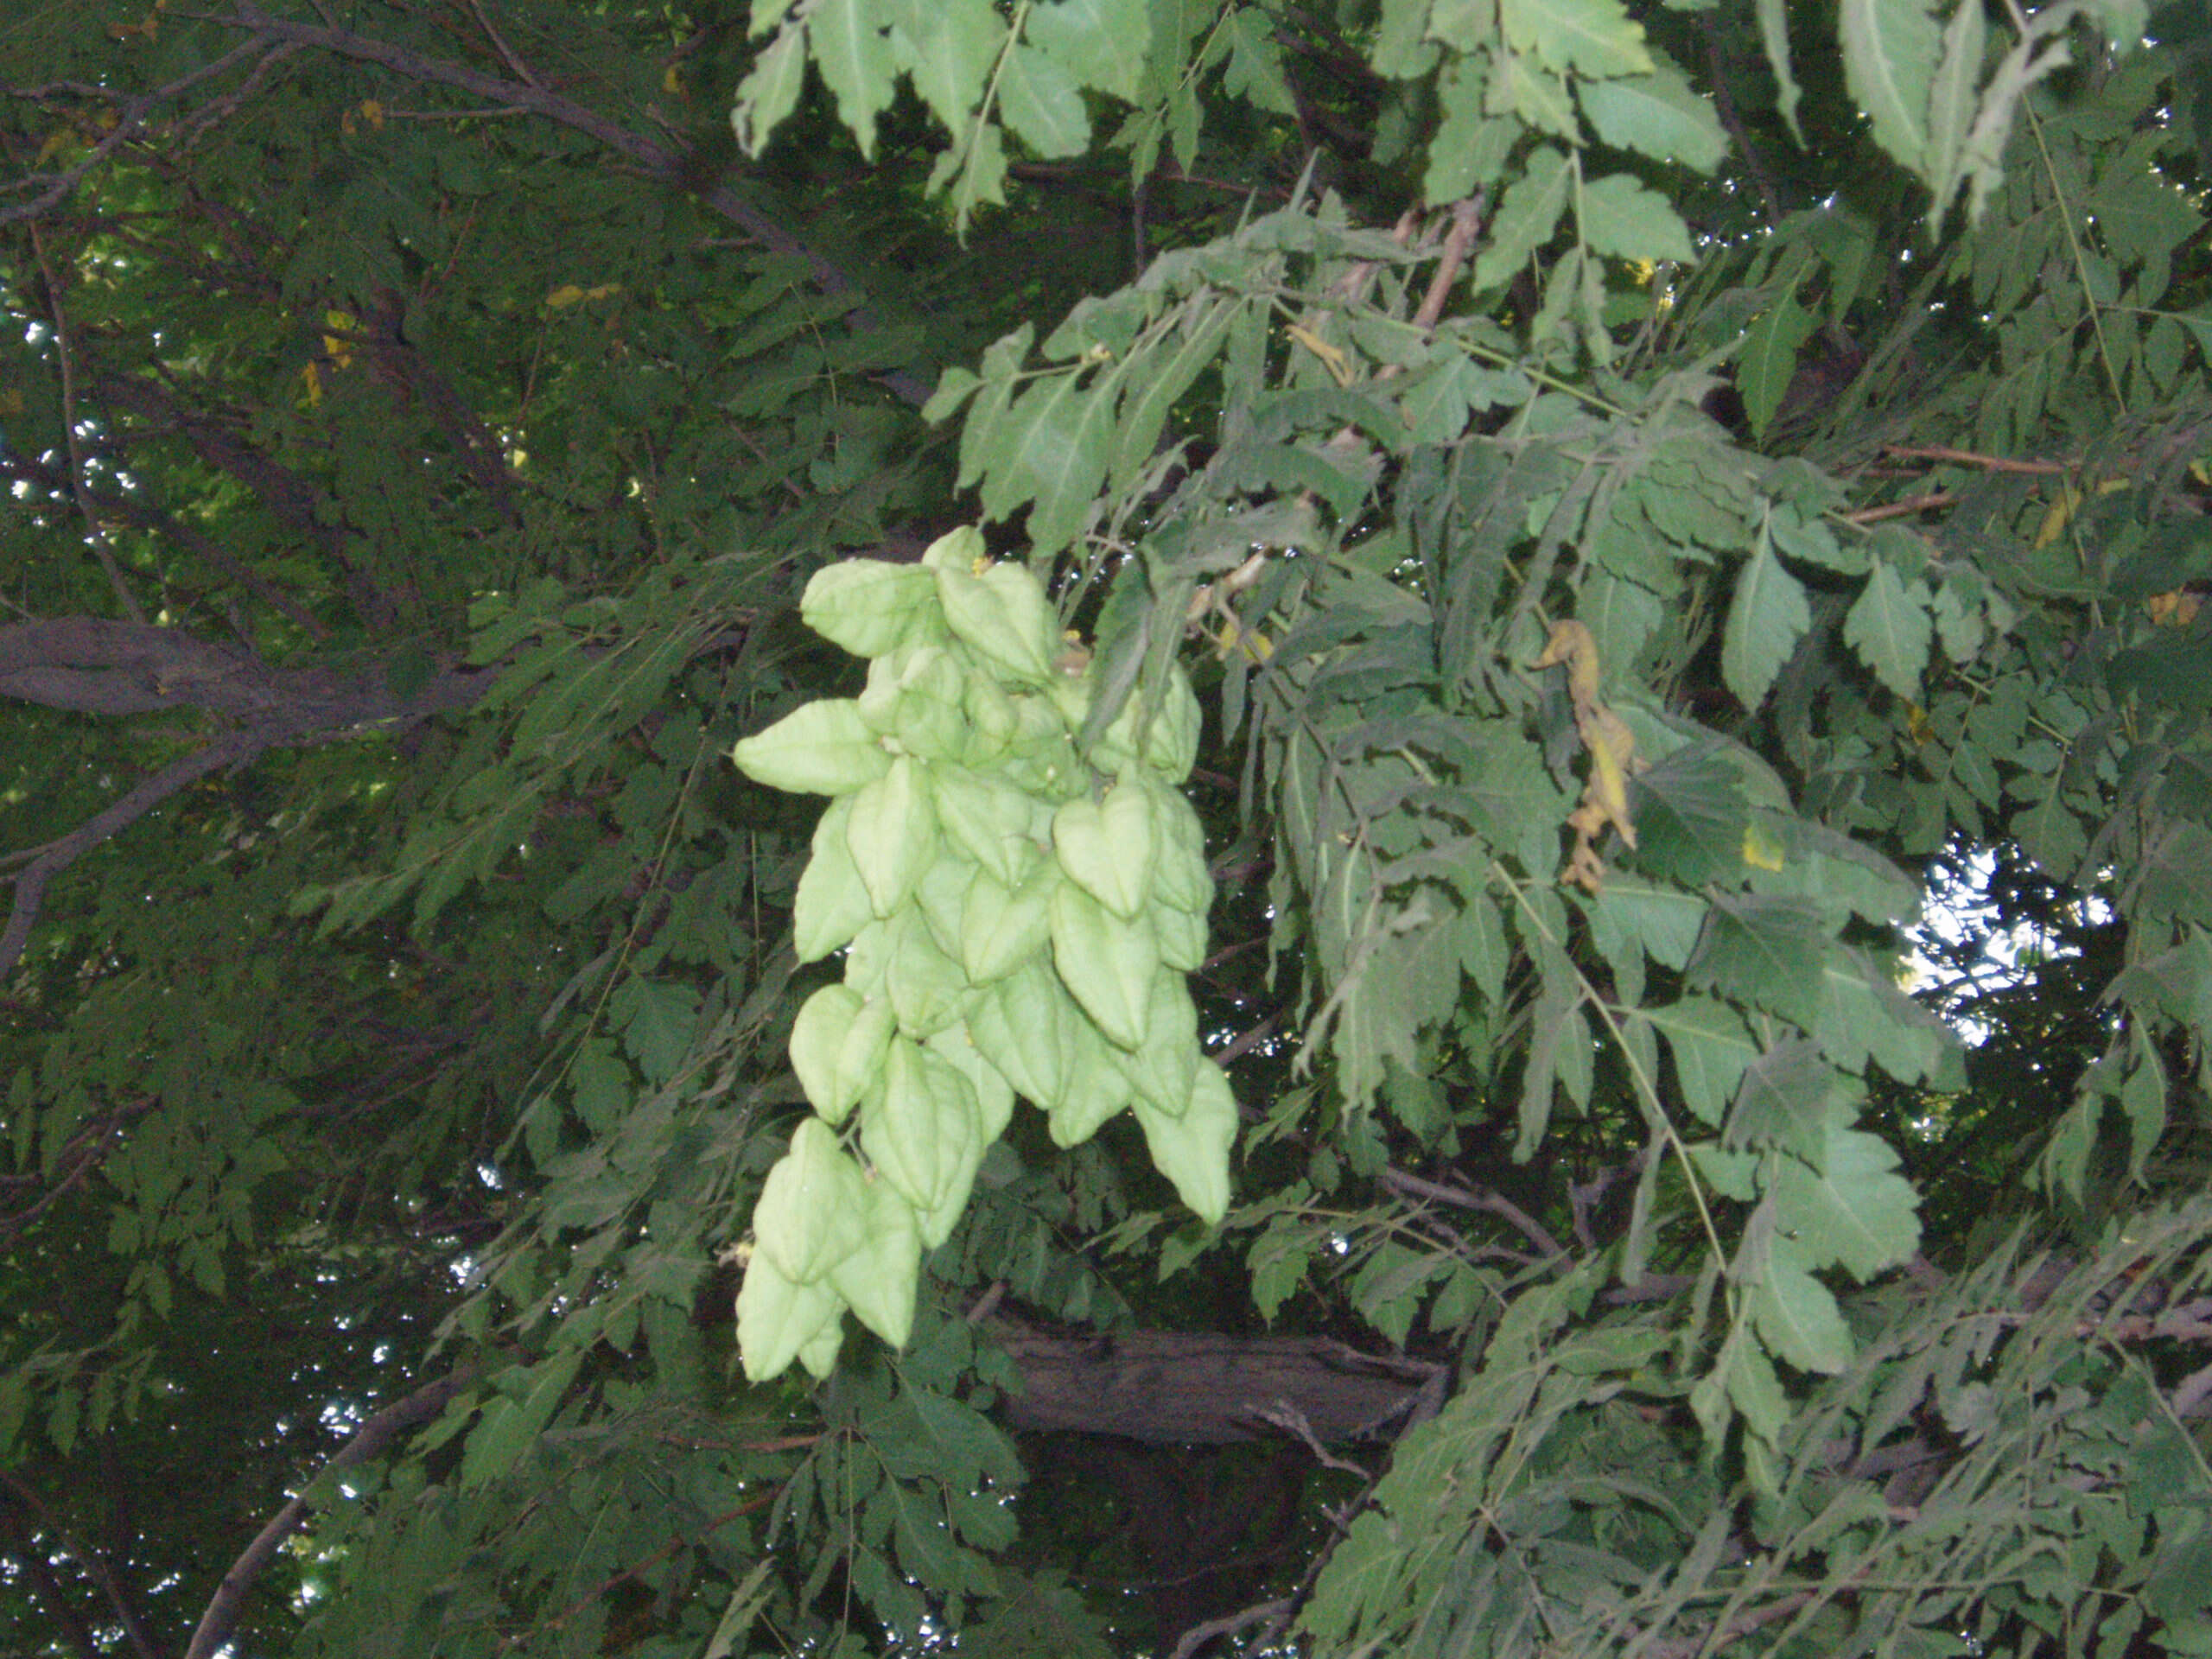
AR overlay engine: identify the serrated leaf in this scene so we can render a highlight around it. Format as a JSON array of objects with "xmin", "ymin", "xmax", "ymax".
[
  {"xmin": 1923, "ymin": 0, "xmax": 1986, "ymax": 225},
  {"xmin": 1844, "ymin": 559, "xmax": 1933, "ymax": 701},
  {"xmin": 1630, "ymin": 743, "xmax": 1748, "ymax": 887},
  {"xmin": 895, "ymin": 0, "xmax": 1007, "ymax": 132},
  {"xmin": 1756, "ymin": 0, "xmax": 1804, "ymax": 140},
  {"xmin": 931, "ymin": 117, "xmax": 1009, "ymax": 225},
  {"xmin": 731, "ymin": 699, "xmax": 888, "ymax": 795},
  {"xmin": 1578, "ymin": 173, "xmax": 1694, "ymax": 262},
  {"xmin": 1577, "ymin": 69, "xmax": 1727, "ymax": 172},
  {"xmin": 1498, "ymin": 54, "xmax": 1580, "ymax": 139},
  {"xmin": 999, "ymin": 44, "xmax": 1090, "ymax": 157},
  {"xmin": 1501, "ymin": 0, "xmax": 1653, "ymax": 76},
  {"xmin": 1840, "ymin": 0, "xmax": 1939, "ymax": 173},
  {"xmin": 1225, "ymin": 7, "xmax": 1297, "ymax": 112},
  {"xmin": 732, "ymin": 25, "xmax": 810, "ymax": 155},
  {"xmin": 1721, "ymin": 533, "xmax": 1811, "ymax": 709},
  {"xmin": 1643, "ymin": 997, "xmax": 1758, "ymax": 1126},
  {"xmin": 1472, "ymin": 148, "xmax": 1572, "ymax": 293},
  {"xmin": 1738, "ymin": 293, "xmax": 1818, "ymax": 439},
  {"xmin": 1722, "ymin": 1039, "xmax": 1833, "ymax": 1161},
  {"xmin": 1771, "ymin": 1130, "xmax": 1923, "ymax": 1280},
  {"xmin": 978, "ymin": 372, "xmax": 1115, "ymax": 557},
  {"xmin": 1027, "ymin": 0, "xmax": 1150, "ymax": 100},
  {"xmin": 2114, "ymin": 1044, "xmax": 2167, "ymax": 1185},
  {"xmin": 810, "ymin": 0, "xmax": 898, "ymax": 156},
  {"xmin": 1747, "ymin": 1232, "xmax": 1854, "ymax": 1373},
  {"xmin": 1426, "ymin": 59, "xmax": 1517, "ymax": 201},
  {"xmin": 1688, "ymin": 893, "xmax": 1828, "ymax": 1028}
]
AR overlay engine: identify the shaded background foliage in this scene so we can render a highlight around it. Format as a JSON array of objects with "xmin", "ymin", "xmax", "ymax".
[{"xmin": 3, "ymin": 0, "xmax": 2212, "ymax": 1656}]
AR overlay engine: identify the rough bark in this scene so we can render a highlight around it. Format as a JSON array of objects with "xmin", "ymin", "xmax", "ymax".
[{"xmin": 990, "ymin": 1320, "xmax": 1444, "ymax": 1446}]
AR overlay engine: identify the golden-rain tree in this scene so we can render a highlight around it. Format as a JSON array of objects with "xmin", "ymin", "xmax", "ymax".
[{"xmin": 3, "ymin": 0, "xmax": 2210, "ymax": 1654}]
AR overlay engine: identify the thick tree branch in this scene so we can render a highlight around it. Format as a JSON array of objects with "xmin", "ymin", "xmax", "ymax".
[
  {"xmin": 184, "ymin": 1366, "xmax": 480, "ymax": 1659},
  {"xmin": 991, "ymin": 1320, "xmax": 1443, "ymax": 1445},
  {"xmin": 0, "ymin": 619, "xmax": 489, "ymax": 978}
]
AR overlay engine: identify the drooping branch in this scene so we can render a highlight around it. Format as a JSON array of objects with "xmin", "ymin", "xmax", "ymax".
[
  {"xmin": 1, "ymin": 36, "xmax": 277, "ymax": 226},
  {"xmin": 206, "ymin": 3, "xmax": 934, "ymax": 407},
  {"xmin": 183, "ymin": 1365, "xmax": 480, "ymax": 1659}
]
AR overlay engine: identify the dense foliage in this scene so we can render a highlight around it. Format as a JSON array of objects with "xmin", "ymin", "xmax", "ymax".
[{"xmin": 3, "ymin": 0, "xmax": 2210, "ymax": 1655}]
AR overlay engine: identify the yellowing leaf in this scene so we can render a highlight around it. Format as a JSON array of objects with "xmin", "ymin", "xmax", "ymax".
[{"xmin": 1743, "ymin": 822, "xmax": 1788, "ymax": 873}]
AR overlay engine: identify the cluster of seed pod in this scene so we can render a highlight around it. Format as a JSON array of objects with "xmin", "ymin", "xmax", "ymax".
[{"xmin": 727, "ymin": 529, "xmax": 1232, "ymax": 1381}]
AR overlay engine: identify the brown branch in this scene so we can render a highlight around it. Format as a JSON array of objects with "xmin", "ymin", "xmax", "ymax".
[
  {"xmin": 200, "ymin": 3, "xmax": 934, "ymax": 406},
  {"xmin": 1379, "ymin": 1165, "xmax": 1568, "ymax": 1262},
  {"xmin": 184, "ymin": 1366, "xmax": 481, "ymax": 1659},
  {"xmin": 990, "ymin": 1319, "xmax": 1442, "ymax": 1445},
  {"xmin": 1845, "ymin": 492, "xmax": 1955, "ymax": 524},
  {"xmin": 1166, "ymin": 1596, "xmax": 1294, "ymax": 1659},
  {"xmin": 1, "ymin": 37, "xmax": 274, "ymax": 224},
  {"xmin": 0, "ymin": 619, "xmax": 490, "ymax": 979},
  {"xmin": 1410, "ymin": 196, "xmax": 1486, "ymax": 332},
  {"xmin": 1882, "ymin": 443, "xmax": 2072, "ymax": 475}
]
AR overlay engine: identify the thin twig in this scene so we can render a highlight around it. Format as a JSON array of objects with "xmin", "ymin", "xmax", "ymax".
[
  {"xmin": 1, "ymin": 37, "xmax": 271, "ymax": 223},
  {"xmin": 1846, "ymin": 492, "xmax": 1955, "ymax": 524},
  {"xmin": 0, "ymin": 731, "xmax": 260, "ymax": 980},
  {"xmin": 1379, "ymin": 1166, "xmax": 1568, "ymax": 1262},
  {"xmin": 1882, "ymin": 443, "xmax": 2071, "ymax": 475},
  {"xmin": 25, "ymin": 223, "xmax": 146, "ymax": 625},
  {"xmin": 190, "ymin": 3, "xmax": 932, "ymax": 405},
  {"xmin": 0, "ymin": 1472, "xmax": 164, "ymax": 1659},
  {"xmin": 1249, "ymin": 1402, "xmax": 1370, "ymax": 1478}
]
